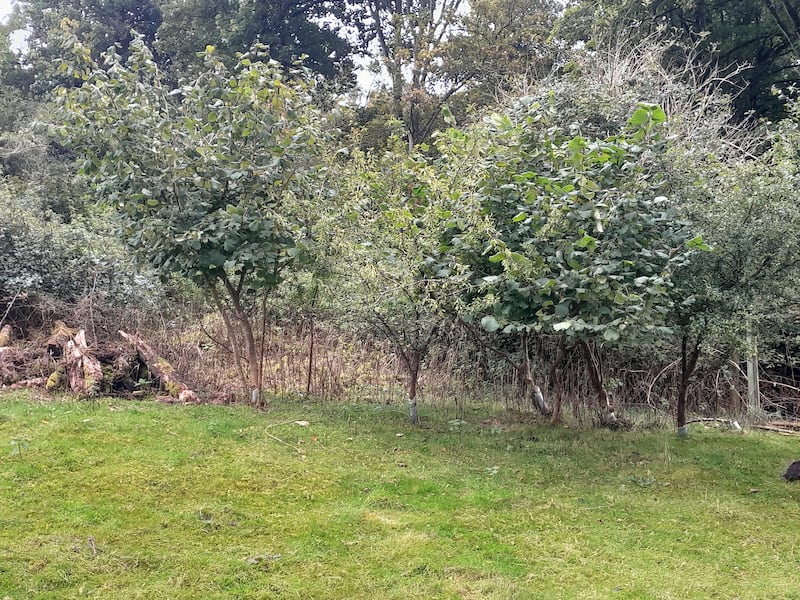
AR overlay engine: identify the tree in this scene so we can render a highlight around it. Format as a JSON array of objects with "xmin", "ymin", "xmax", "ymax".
[
  {"xmin": 666, "ymin": 118, "xmax": 800, "ymax": 433},
  {"xmin": 51, "ymin": 34, "xmax": 325, "ymax": 404},
  {"xmin": 330, "ymin": 133, "xmax": 477, "ymax": 423},
  {"xmin": 444, "ymin": 0, "xmax": 557, "ymax": 107},
  {"xmin": 351, "ymin": 0, "xmax": 557, "ymax": 148},
  {"xmin": 155, "ymin": 0, "xmax": 355, "ymax": 81},
  {"xmin": 557, "ymin": 0, "xmax": 800, "ymax": 119},
  {"xmin": 444, "ymin": 100, "xmax": 693, "ymax": 422},
  {"xmin": 18, "ymin": 0, "xmax": 163, "ymax": 92}
]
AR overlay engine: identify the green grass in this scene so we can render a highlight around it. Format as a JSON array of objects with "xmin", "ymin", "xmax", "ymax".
[{"xmin": 0, "ymin": 392, "xmax": 798, "ymax": 599}]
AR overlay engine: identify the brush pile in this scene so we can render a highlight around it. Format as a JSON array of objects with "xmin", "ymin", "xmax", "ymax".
[{"xmin": 0, "ymin": 321, "xmax": 198, "ymax": 402}]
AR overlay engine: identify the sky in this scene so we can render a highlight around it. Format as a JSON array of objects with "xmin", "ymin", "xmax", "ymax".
[
  {"xmin": 0, "ymin": 0, "xmax": 12, "ymax": 22},
  {"xmin": 1, "ymin": 0, "xmax": 28, "ymax": 51}
]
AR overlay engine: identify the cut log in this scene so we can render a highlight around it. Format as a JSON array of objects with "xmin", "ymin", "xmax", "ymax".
[
  {"xmin": 47, "ymin": 320, "xmax": 77, "ymax": 359},
  {"xmin": 65, "ymin": 329, "xmax": 103, "ymax": 396},
  {"xmin": 119, "ymin": 330, "xmax": 199, "ymax": 403}
]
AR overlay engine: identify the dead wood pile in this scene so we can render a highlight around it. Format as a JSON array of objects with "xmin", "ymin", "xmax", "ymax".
[{"xmin": 0, "ymin": 322, "xmax": 199, "ymax": 402}]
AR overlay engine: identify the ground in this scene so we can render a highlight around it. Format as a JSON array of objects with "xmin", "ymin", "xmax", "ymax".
[{"xmin": 0, "ymin": 391, "xmax": 799, "ymax": 599}]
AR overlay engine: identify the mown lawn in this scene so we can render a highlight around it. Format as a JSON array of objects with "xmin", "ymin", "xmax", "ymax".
[{"xmin": 0, "ymin": 391, "xmax": 798, "ymax": 599}]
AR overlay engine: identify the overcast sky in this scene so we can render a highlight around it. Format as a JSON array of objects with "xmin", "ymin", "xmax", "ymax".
[{"xmin": 0, "ymin": 0, "xmax": 13, "ymax": 22}]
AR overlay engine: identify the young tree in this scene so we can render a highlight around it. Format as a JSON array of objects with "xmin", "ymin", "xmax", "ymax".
[
  {"xmin": 667, "ymin": 122, "xmax": 800, "ymax": 433},
  {"xmin": 329, "ymin": 131, "xmax": 480, "ymax": 423},
  {"xmin": 51, "ymin": 34, "xmax": 324, "ymax": 404},
  {"xmin": 445, "ymin": 100, "xmax": 693, "ymax": 423}
]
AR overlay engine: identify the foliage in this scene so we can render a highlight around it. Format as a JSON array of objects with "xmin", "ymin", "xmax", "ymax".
[
  {"xmin": 1, "ymin": 392, "xmax": 799, "ymax": 598},
  {"xmin": 450, "ymin": 100, "xmax": 691, "ymax": 347},
  {"xmin": 0, "ymin": 180, "xmax": 154, "ymax": 307},
  {"xmin": 54, "ymin": 37, "xmax": 321, "ymax": 292},
  {"xmin": 444, "ymin": 0, "xmax": 557, "ymax": 106},
  {"xmin": 155, "ymin": 0, "xmax": 354, "ymax": 81},
  {"xmin": 18, "ymin": 0, "xmax": 163, "ymax": 93},
  {"xmin": 556, "ymin": 0, "xmax": 800, "ymax": 119},
  {"xmin": 51, "ymin": 34, "xmax": 326, "ymax": 398}
]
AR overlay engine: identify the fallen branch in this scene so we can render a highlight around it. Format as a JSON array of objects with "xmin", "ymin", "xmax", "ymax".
[
  {"xmin": 764, "ymin": 420, "xmax": 800, "ymax": 430},
  {"xmin": 752, "ymin": 424, "xmax": 800, "ymax": 436},
  {"xmin": 8, "ymin": 377, "xmax": 46, "ymax": 389},
  {"xmin": 686, "ymin": 417, "xmax": 742, "ymax": 427},
  {"xmin": 0, "ymin": 287, "xmax": 23, "ymax": 332}
]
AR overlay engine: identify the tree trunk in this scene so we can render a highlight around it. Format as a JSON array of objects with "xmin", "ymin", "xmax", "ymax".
[
  {"xmin": 208, "ymin": 284, "xmax": 248, "ymax": 395},
  {"xmin": 579, "ymin": 340, "xmax": 617, "ymax": 423},
  {"xmin": 119, "ymin": 330, "xmax": 198, "ymax": 403},
  {"xmin": 547, "ymin": 337, "xmax": 567, "ymax": 423},
  {"xmin": 746, "ymin": 329, "xmax": 760, "ymax": 414},
  {"xmin": 306, "ymin": 317, "xmax": 315, "ymax": 396},
  {"xmin": 218, "ymin": 274, "xmax": 263, "ymax": 406},
  {"xmin": 676, "ymin": 335, "xmax": 702, "ymax": 437},
  {"xmin": 522, "ymin": 331, "xmax": 552, "ymax": 416},
  {"xmin": 407, "ymin": 350, "xmax": 421, "ymax": 425}
]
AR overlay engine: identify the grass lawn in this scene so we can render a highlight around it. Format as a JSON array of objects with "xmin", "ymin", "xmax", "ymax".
[{"xmin": 0, "ymin": 391, "xmax": 798, "ymax": 599}]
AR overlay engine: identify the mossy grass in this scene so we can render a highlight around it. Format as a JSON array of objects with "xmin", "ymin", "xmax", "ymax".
[{"xmin": 1, "ymin": 391, "xmax": 798, "ymax": 599}]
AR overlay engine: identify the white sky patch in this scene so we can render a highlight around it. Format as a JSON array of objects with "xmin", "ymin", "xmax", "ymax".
[{"xmin": 1, "ymin": 0, "xmax": 28, "ymax": 52}]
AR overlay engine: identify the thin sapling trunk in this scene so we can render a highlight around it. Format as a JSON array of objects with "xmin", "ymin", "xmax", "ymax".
[
  {"xmin": 579, "ymin": 340, "xmax": 618, "ymax": 424},
  {"xmin": 676, "ymin": 334, "xmax": 702, "ymax": 437},
  {"xmin": 407, "ymin": 350, "xmax": 421, "ymax": 425}
]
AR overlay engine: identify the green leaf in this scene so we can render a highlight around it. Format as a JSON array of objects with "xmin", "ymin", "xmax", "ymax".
[
  {"xmin": 628, "ymin": 108, "xmax": 650, "ymax": 127},
  {"xmin": 552, "ymin": 321, "xmax": 572, "ymax": 331},
  {"xmin": 481, "ymin": 315, "xmax": 501, "ymax": 332},
  {"xmin": 554, "ymin": 301, "xmax": 571, "ymax": 318},
  {"xmin": 508, "ymin": 252, "xmax": 531, "ymax": 266},
  {"xmin": 575, "ymin": 233, "xmax": 596, "ymax": 249},
  {"xmin": 603, "ymin": 328, "xmax": 620, "ymax": 342},
  {"xmin": 687, "ymin": 234, "xmax": 712, "ymax": 251}
]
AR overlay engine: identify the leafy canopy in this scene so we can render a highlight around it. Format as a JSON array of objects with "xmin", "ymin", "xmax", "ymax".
[
  {"xmin": 52, "ymin": 35, "xmax": 323, "ymax": 292},
  {"xmin": 447, "ymin": 99, "xmax": 693, "ymax": 345}
]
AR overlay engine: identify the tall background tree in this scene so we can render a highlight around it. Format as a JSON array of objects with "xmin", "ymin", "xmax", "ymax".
[
  {"xmin": 350, "ymin": 0, "xmax": 558, "ymax": 148},
  {"xmin": 18, "ymin": 0, "xmax": 163, "ymax": 91},
  {"xmin": 155, "ymin": 0, "xmax": 355, "ymax": 81},
  {"xmin": 557, "ymin": 0, "xmax": 800, "ymax": 119}
]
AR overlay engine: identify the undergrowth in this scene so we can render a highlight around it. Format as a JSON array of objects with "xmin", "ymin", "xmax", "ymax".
[{"xmin": 0, "ymin": 391, "xmax": 798, "ymax": 599}]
